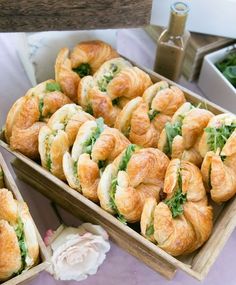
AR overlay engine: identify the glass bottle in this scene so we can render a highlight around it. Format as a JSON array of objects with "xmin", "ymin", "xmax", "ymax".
[{"xmin": 154, "ymin": 2, "xmax": 190, "ymax": 81}]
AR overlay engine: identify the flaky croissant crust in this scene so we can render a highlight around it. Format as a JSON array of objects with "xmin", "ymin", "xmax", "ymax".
[
  {"xmin": 56, "ymin": 41, "xmax": 118, "ymax": 102},
  {"xmin": 141, "ymin": 159, "xmax": 213, "ymax": 256},
  {"xmin": 98, "ymin": 147, "xmax": 169, "ymax": 223},
  {"xmin": 63, "ymin": 120, "xmax": 130, "ymax": 202},
  {"xmin": 115, "ymin": 82, "xmax": 185, "ymax": 147},
  {"xmin": 5, "ymin": 80, "xmax": 71, "ymax": 159},
  {"xmin": 158, "ymin": 103, "xmax": 213, "ymax": 166}
]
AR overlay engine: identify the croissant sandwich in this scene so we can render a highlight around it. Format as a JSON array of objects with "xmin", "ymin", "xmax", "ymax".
[
  {"xmin": 199, "ymin": 114, "xmax": 236, "ymax": 203},
  {"xmin": 158, "ymin": 102, "xmax": 214, "ymax": 166},
  {"xmin": 78, "ymin": 57, "xmax": 152, "ymax": 126},
  {"xmin": 55, "ymin": 40, "xmax": 118, "ymax": 102},
  {"xmin": 63, "ymin": 118, "xmax": 130, "ymax": 202},
  {"xmin": 38, "ymin": 103, "xmax": 94, "ymax": 180},
  {"xmin": 5, "ymin": 80, "xmax": 71, "ymax": 159},
  {"xmin": 0, "ymin": 188, "xmax": 39, "ymax": 281},
  {"xmin": 141, "ymin": 159, "xmax": 213, "ymax": 256},
  {"xmin": 115, "ymin": 81, "xmax": 186, "ymax": 147},
  {"xmin": 97, "ymin": 145, "xmax": 169, "ymax": 223}
]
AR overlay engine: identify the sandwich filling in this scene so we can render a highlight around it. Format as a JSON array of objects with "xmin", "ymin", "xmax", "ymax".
[
  {"xmin": 109, "ymin": 144, "xmax": 137, "ymax": 224},
  {"xmin": 38, "ymin": 82, "xmax": 62, "ymax": 121},
  {"xmin": 165, "ymin": 170, "xmax": 187, "ymax": 218},
  {"xmin": 44, "ymin": 130, "xmax": 58, "ymax": 171},
  {"xmin": 81, "ymin": 118, "xmax": 105, "ymax": 169},
  {"xmin": 97, "ymin": 63, "xmax": 119, "ymax": 93},
  {"xmin": 147, "ymin": 85, "xmax": 167, "ymax": 121},
  {"xmin": 145, "ymin": 215, "xmax": 154, "ymax": 237},
  {"xmin": 14, "ymin": 218, "xmax": 28, "ymax": 275},
  {"xmin": 73, "ymin": 63, "xmax": 92, "ymax": 78},
  {"xmin": 163, "ymin": 118, "xmax": 183, "ymax": 156},
  {"xmin": 205, "ymin": 122, "xmax": 236, "ymax": 154}
]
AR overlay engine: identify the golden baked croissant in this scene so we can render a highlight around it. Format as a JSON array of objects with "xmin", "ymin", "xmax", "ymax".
[
  {"xmin": 98, "ymin": 145, "xmax": 169, "ymax": 223},
  {"xmin": 199, "ymin": 114, "xmax": 236, "ymax": 203},
  {"xmin": 55, "ymin": 41, "xmax": 118, "ymax": 102},
  {"xmin": 158, "ymin": 102, "xmax": 214, "ymax": 166},
  {"xmin": 5, "ymin": 80, "xmax": 71, "ymax": 159},
  {"xmin": 38, "ymin": 103, "xmax": 94, "ymax": 180},
  {"xmin": 141, "ymin": 159, "xmax": 213, "ymax": 256},
  {"xmin": 115, "ymin": 81, "xmax": 186, "ymax": 147},
  {"xmin": 0, "ymin": 188, "xmax": 39, "ymax": 281},
  {"xmin": 78, "ymin": 58, "xmax": 152, "ymax": 126},
  {"xmin": 63, "ymin": 118, "xmax": 130, "ymax": 202},
  {"xmin": 47, "ymin": 103, "xmax": 94, "ymax": 146}
]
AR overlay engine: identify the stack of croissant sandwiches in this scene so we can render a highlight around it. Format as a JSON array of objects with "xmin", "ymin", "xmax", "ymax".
[
  {"xmin": 0, "ymin": 165, "xmax": 39, "ymax": 281},
  {"xmin": 4, "ymin": 40, "xmax": 236, "ymax": 257}
]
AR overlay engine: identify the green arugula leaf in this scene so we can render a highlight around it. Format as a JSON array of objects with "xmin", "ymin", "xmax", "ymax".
[
  {"xmin": 39, "ymin": 98, "xmax": 44, "ymax": 121},
  {"xmin": 108, "ymin": 144, "xmax": 138, "ymax": 224},
  {"xmin": 165, "ymin": 172, "xmax": 187, "ymax": 218},
  {"xmin": 148, "ymin": 109, "xmax": 160, "ymax": 121},
  {"xmin": 146, "ymin": 224, "xmax": 154, "ymax": 237},
  {"xmin": 109, "ymin": 178, "xmax": 127, "ymax": 224},
  {"xmin": 73, "ymin": 63, "xmax": 91, "ymax": 78},
  {"xmin": 14, "ymin": 218, "xmax": 28, "ymax": 274},
  {"xmin": 215, "ymin": 50, "xmax": 236, "ymax": 88},
  {"xmin": 223, "ymin": 66, "xmax": 236, "ymax": 87},
  {"xmin": 82, "ymin": 118, "xmax": 104, "ymax": 155},
  {"xmin": 118, "ymin": 144, "xmax": 136, "ymax": 171},
  {"xmin": 163, "ymin": 120, "xmax": 182, "ymax": 155},
  {"xmin": 205, "ymin": 123, "xmax": 236, "ymax": 153},
  {"xmin": 45, "ymin": 82, "xmax": 61, "ymax": 92},
  {"xmin": 86, "ymin": 104, "xmax": 93, "ymax": 115}
]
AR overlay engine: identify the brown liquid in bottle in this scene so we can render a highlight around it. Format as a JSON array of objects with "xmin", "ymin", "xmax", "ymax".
[{"xmin": 154, "ymin": 2, "xmax": 190, "ymax": 82}]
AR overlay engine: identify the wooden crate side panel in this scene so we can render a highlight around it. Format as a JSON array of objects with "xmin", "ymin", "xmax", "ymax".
[
  {"xmin": 191, "ymin": 197, "xmax": 236, "ymax": 279},
  {"xmin": 0, "ymin": 0, "xmax": 152, "ymax": 32}
]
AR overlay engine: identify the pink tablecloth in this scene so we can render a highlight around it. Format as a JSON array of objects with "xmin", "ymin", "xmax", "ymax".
[{"xmin": 0, "ymin": 29, "xmax": 235, "ymax": 285}]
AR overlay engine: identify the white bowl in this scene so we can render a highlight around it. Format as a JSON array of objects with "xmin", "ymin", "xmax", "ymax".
[{"xmin": 198, "ymin": 44, "xmax": 236, "ymax": 113}]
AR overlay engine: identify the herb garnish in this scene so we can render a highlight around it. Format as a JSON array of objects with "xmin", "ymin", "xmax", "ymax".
[
  {"xmin": 14, "ymin": 218, "xmax": 28, "ymax": 274},
  {"xmin": 39, "ymin": 98, "xmax": 44, "ymax": 121},
  {"xmin": 148, "ymin": 109, "xmax": 160, "ymax": 121},
  {"xmin": 45, "ymin": 82, "xmax": 61, "ymax": 92},
  {"xmin": 146, "ymin": 224, "xmax": 154, "ymax": 237},
  {"xmin": 165, "ymin": 172, "xmax": 187, "ymax": 218},
  {"xmin": 109, "ymin": 144, "xmax": 137, "ymax": 224},
  {"xmin": 163, "ymin": 120, "xmax": 182, "ymax": 155},
  {"xmin": 86, "ymin": 104, "xmax": 93, "ymax": 115},
  {"xmin": 205, "ymin": 123, "xmax": 236, "ymax": 152},
  {"xmin": 82, "ymin": 118, "xmax": 104, "ymax": 155},
  {"xmin": 97, "ymin": 63, "xmax": 119, "ymax": 92},
  {"xmin": 73, "ymin": 63, "xmax": 91, "ymax": 78}
]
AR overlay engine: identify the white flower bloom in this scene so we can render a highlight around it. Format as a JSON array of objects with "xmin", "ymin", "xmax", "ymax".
[{"xmin": 47, "ymin": 223, "xmax": 110, "ymax": 281}]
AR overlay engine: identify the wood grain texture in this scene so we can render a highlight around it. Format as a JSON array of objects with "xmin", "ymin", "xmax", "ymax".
[
  {"xmin": 1, "ymin": 64, "xmax": 236, "ymax": 281},
  {"xmin": 0, "ymin": 153, "xmax": 50, "ymax": 285},
  {"xmin": 0, "ymin": 0, "xmax": 152, "ymax": 32}
]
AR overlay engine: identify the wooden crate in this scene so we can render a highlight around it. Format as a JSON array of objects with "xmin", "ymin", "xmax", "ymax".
[
  {"xmin": 0, "ymin": 153, "xmax": 50, "ymax": 285},
  {"xmin": 1, "ymin": 64, "xmax": 236, "ymax": 281},
  {"xmin": 0, "ymin": 0, "xmax": 152, "ymax": 32}
]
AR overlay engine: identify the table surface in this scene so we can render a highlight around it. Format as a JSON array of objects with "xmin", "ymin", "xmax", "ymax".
[{"xmin": 0, "ymin": 29, "xmax": 235, "ymax": 285}]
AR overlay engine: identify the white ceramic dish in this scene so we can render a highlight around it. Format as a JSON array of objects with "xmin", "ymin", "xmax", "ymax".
[{"xmin": 198, "ymin": 44, "xmax": 236, "ymax": 113}]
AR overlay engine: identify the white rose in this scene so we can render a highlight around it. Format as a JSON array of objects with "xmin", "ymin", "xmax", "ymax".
[{"xmin": 47, "ymin": 223, "xmax": 110, "ymax": 281}]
